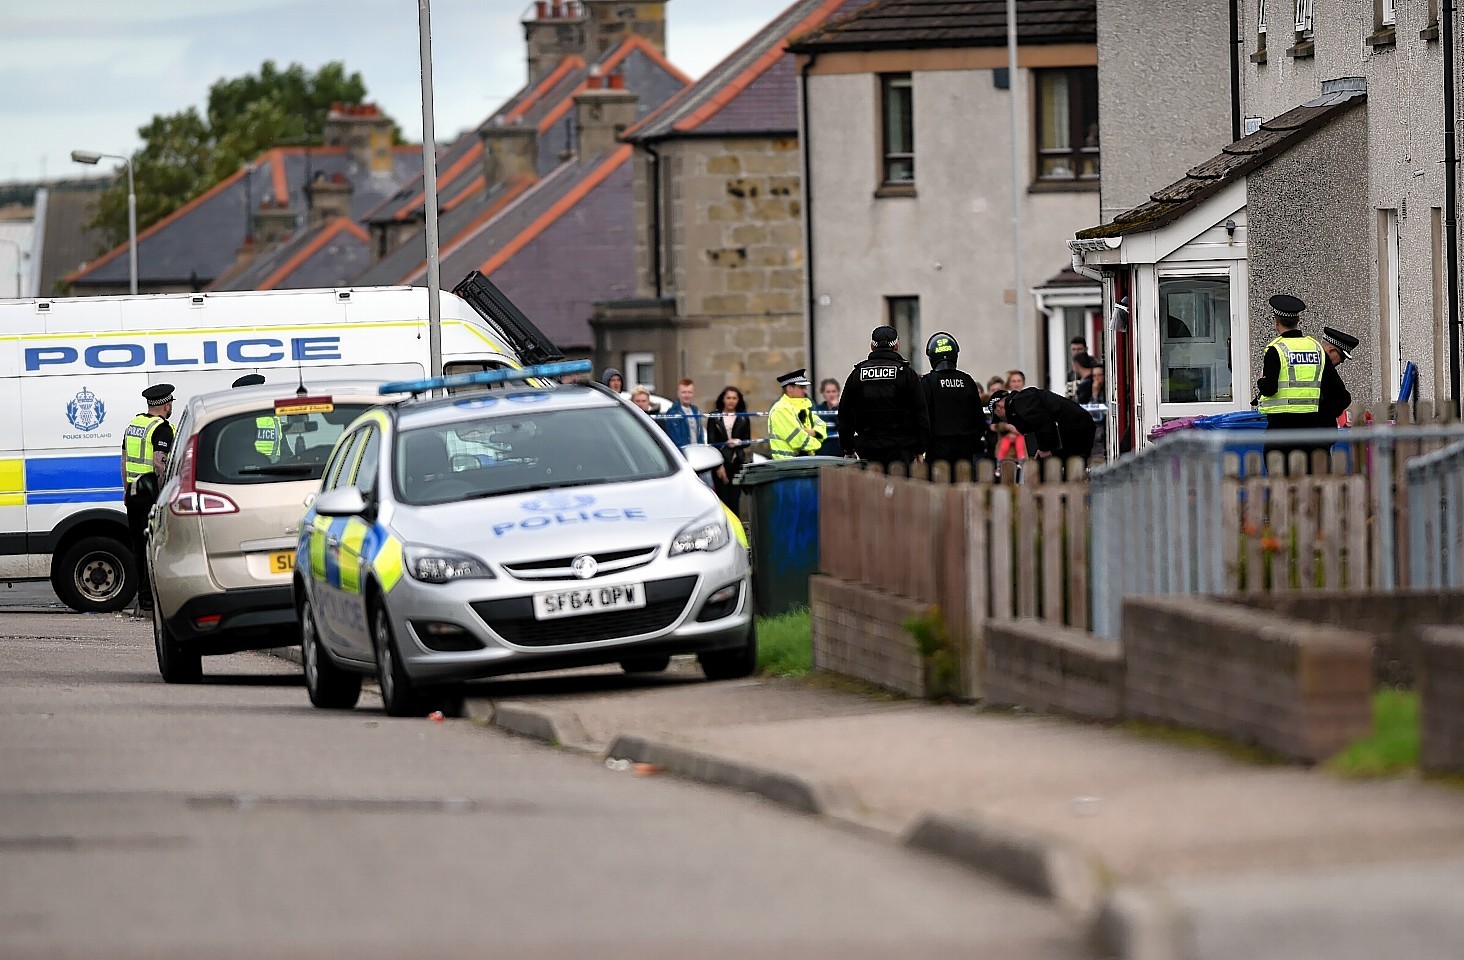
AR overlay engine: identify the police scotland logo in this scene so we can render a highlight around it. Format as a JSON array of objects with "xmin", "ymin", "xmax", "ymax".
[{"xmin": 65, "ymin": 387, "xmax": 107, "ymax": 432}]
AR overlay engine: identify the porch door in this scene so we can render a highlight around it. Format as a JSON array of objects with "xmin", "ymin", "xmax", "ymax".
[{"xmin": 1141, "ymin": 263, "xmax": 1250, "ymax": 432}]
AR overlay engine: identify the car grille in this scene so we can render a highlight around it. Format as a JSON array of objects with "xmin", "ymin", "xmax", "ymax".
[
  {"xmin": 500, "ymin": 546, "xmax": 659, "ymax": 581},
  {"xmin": 471, "ymin": 575, "xmax": 698, "ymax": 647}
]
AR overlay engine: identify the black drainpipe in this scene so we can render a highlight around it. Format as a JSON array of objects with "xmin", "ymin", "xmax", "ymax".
[
  {"xmin": 800, "ymin": 51, "xmax": 819, "ymax": 377},
  {"xmin": 1446, "ymin": 0, "xmax": 1462, "ymax": 414},
  {"xmin": 1229, "ymin": 0, "xmax": 1242, "ymax": 141},
  {"xmin": 645, "ymin": 139, "xmax": 664, "ymax": 299}
]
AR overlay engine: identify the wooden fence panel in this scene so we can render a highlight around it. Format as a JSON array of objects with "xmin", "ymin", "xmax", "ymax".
[
  {"xmin": 1319, "ymin": 470, "xmax": 1342, "ymax": 590},
  {"xmin": 1066, "ymin": 485, "xmax": 1089, "ymax": 631},
  {"xmin": 1014, "ymin": 483, "xmax": 1038, "ymax": 617},
  {"xmin": 1040, "ymin": 487, "xmax": 1063, "ymax": 621},
  {"xmin": 1244, "ymin": 466, "xmax": 1268, "ymax": 593},
  {"xmin": 1222, "ymin": 454, "xmax": 1242, "ymax": 592},
  {"xmin": 989, "ymin": 485, "xmax": 1013, "ymax": 620}
]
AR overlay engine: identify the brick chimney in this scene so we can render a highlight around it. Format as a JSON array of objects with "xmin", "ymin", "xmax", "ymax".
[
  {"xmin": 322, "ymin": 102, "xmax": 396, "ymax": 175},
  {"xmin": 477, "ymin": 119, "xmax": 539, "ymax": 191},
  {"xmin": 573, "ymin": 77, "xmax": 637, "ymax": 162},
  {"xmin": 582, "ymin": 0, "xmax": 667, "ymax": 58},
  {"xmin": 523, "ymin": 1, "xmax": 589, "ymax": 87},
  {"xmin": 255, "ymin": 197, "xmax": 297, "ymax": 246},
  {"xmin": 306, "ymin": 171, "xmax": 353, "ymax": 230}
]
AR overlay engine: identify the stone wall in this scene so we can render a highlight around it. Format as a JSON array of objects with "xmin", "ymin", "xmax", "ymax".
[
  {"xmin": 1418, "ymin": 626, "xmax": 1464, "ymax": 774},
  {"xmin": 810, "ymin": 574, "xmax": 927, "ymax": 698},
  {"xmin": 1123, "ymin": 596, "xmax": 1374, "ymax": 762},
  {"xmin": 983, "ymin": 618, "xmax": 1125, "ymax": 721}
]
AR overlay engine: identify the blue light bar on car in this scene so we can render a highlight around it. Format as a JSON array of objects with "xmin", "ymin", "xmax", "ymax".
[{"xmin": 379, "ymin": 360, "xmax": 593, "ymax": 397}]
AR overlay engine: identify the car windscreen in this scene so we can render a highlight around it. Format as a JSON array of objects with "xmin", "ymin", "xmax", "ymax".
[
  {"xmin": 393, "ymin": 404, "xmax": 677, "ymax": 506},
  {"xmin": 196, "ymin": 404, "xmax": 374, "ymax": 485}
]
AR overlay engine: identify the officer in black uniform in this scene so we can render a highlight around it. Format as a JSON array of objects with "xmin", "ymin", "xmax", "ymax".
[
  {"xmin": 1316, "ymin": 326, "xmax": 1358, "ymax": 427},
  {"xmin": 987, "ymin": 386, "xmax": 1096, "ymax": 469},
  {"xmin": 123, "ymin": 383, "xmax": 176, "ymax": 612},
  {"xmin": 920, "ymin": 331, "xmax": 989, "ymax": 476},
  {"xmin": 838, "ymin": 325, "xmax": 930, "ymax": 468}
]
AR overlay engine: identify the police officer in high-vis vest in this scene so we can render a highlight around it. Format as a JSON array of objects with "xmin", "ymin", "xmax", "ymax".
[
  {"xmin": 232, "ymin": 373, "xmax": 282, "ymax": 458},
  {"xmin": 767, "ymin": 369, "xmax": 826, "ymax": 458},
  {"xmin": 1255, "ymin": 295, "xmax": 1348, "ymax": 465},
  {"xmin": 123, "ymin": 383, "xmax": 175, "ymax": 612}
]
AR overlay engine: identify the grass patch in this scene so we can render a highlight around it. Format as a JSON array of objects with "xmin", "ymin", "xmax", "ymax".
[
  {"xmin": 1327, "ymin": 690, "xmax": 1420, "ymax": 778},
  {"xmin": 756, "ymin": 607, "xmax": 812, "ymax": 678}
]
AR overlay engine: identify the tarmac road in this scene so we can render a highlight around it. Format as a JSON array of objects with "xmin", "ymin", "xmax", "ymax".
[{"xmin": 0, "ymin": 612, "xmax": 1087, "ymax": 960}]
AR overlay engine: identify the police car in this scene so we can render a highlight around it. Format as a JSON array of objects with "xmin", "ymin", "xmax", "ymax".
[{"xmin": 293, "ymin": 362, "xmax": 755, "ymax": 717}]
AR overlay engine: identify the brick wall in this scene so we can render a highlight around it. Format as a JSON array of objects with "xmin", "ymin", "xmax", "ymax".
[
  {"xmin": 1224, "ymin": 591, "xmax": 1464, "ymax": 688},
  {"xmin": 810, "ymin": 574, "xmax": 927, "ymax": 697},
  {"xmin": 1123, "ymin": 597, "xmax": 1374, "ymax": 762},
  {"xmin": 983, "ymin": 619, "xmax": 1124, "ymax": 721},
  {"xmin": 1418, "ymin": 626, "xmax": 1464, "ymax": 774}
]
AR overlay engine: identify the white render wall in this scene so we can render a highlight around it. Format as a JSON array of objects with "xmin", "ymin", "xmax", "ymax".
[{"xmin": 805, "ymin": 67, "xmax": 1099, "ymax": 386}]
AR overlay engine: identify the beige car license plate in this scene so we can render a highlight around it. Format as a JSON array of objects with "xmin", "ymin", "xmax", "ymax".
[
  {"xmin": 268, "ymin": 550, "xmax": 295, "ymax": 575},
  {"xmin": 532, "ymin": 582, "xmax": 645, "ymax": 620}
]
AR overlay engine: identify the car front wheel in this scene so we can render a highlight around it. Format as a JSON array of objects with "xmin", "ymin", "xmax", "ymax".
[
  {"xmin": 371, "ymin": 600, "xmax": 463, "ymax": 718},
  {"xmin": 698, "ymin": 622, "xmax": 757, "ymax": 681},
  {"xmin": 302, "ymin": 597, "xmax": 361, "ymax": 710}
]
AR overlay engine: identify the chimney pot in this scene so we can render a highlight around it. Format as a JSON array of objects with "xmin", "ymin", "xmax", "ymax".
[
  {"xmin": 607, "ymin": 73, "xmax": 625, "ymax": 90},
  {"xmin": 535, "ymin": 0, "xmax": 548, "ymax": 17}
]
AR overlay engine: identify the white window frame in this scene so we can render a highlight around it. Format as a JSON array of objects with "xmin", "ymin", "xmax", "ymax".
[
  {"xmin": 624, "ymin": 351, "xmax": 655, "ymax": 393},
  {"xmin": 1294, "ymin": 0, "xmax": 1312, "ymax": 35},
  {"xmin": 1381, "ymin": 0, "xmax": 1396, "ymax": 27},
  {"xmin": 1258, "ymin": 0, "xmax": 1267, "ymax": 34}
]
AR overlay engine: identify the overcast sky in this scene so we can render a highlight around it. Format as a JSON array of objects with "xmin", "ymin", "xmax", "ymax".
[{"xmin": 2, "ymin": 0, "xmax": 798, "ymax": 186}]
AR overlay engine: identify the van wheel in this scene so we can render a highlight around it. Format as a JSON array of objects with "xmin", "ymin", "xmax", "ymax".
[
  {"xmin": 53, "ymin": 536, "xmax": 135, "ymax": 613},
  {"xmin": 153, "ymin": 595, "xmax": 202, "ymax": 684}
]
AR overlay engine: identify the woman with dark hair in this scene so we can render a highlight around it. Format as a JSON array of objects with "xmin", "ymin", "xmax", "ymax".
[{"xmin": 706, "ymin": 385, "xmax": 751, "ymax": 514}]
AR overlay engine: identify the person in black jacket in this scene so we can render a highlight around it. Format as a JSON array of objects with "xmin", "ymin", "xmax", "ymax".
[
  {"xmin": 987, "ymin": 386, "xmax": 1096, "ymax": 467},
  {"xmin": 920, "ymin": 331, "xmax": 989, "ymax": 475},
  {"xmin": 838, "ymin": 325, "xmax": 930, "ymax": 468},
  {"xmin": 705, "ymin": 385, "xmax": 751, "ymax": 514}
]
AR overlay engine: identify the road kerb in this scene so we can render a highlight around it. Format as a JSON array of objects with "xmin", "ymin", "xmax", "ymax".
[
  {"xmin": 903, "ymin": 812, "xmax": 1108, "ymax": 919},
  {"xmin": 606, "ymin": 733, "xmax": 855, "ymax": 817},
  {"xmin": 1088, "ymin": 884, "xmax": 1190, "ymax": 960},
  {"xmin": 466, "ymin": 699, "xmax": 599, "ymax": 754}
]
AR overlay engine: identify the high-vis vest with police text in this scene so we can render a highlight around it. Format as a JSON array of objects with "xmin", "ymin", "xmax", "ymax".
[
  {"xmin": 122, "ymin": 414, "xmax": 165, "ymax": 484},
  {"xmin": 1258, "ymin": 335, "xmax": 1324, "ymax": 415},
  {"xmin": 254, "ymin": 416, "xmax": 281, "ymax": 458},
  {"xmin": 768, "ymin": 395, "xmax": 825, "ymax": 459}
]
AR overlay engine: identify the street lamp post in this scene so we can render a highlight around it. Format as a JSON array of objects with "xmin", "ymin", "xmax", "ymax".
[
  {"xmin": 71, "ymin": 149, "xmax": 138, "ymax": 296},
  {"xmin": 0, "ymin": 237, "xmax": 23, "ymax": 297}
]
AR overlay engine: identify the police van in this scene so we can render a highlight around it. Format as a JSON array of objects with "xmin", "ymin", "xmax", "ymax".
[{"xmin": 0, "ymin": 272, "xmax": 561, "ymax": 613}]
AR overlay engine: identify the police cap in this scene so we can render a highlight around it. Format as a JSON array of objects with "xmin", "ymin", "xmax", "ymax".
[
  {"xmin": 777, "ymin": 368, "xmax": 811, "ymax": 388},
  {"xmin": 871, "ymin": 325, "xmax": 898, "ymax": 346},
  {"xmin": 142, "ymin": 383, "xmax": 175, "ymax": 405},
  {"xmin": 1322, "ymin": 326, "xmax": 1358, "ymax": 361},
  {"xmin": 232, "ymin": 373, "xmax": 266, "ymax": 388},
  {"xmin": 1269, "ymin": 294, "xmax": 1307, "ymax": 322}
]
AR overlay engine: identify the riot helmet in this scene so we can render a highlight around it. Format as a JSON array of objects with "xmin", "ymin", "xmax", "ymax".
[{"xmin": 926, "ymin": 331, "xmax": 959, "ymax": 370}]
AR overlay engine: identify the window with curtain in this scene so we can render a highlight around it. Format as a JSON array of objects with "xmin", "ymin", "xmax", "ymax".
[
  {"xmin": 1035, "ymin": 68, "xmax": 1099, "ymax": 183},
  {"xmin": 886, "ymin": 296, "xmax": 921, "ymax": 369},
  {"xmin": 1158, "ymin": 276, "xmax": 1233, "ymax": 404},
  {"xmin": 880, "ymin": 74, "xmax": 914, "ymax": 184}
]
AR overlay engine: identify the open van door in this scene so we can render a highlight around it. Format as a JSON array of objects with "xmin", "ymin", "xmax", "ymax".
[{"xmin": 451, "ymin": 272, "xmax": 566, "ymax": 366}]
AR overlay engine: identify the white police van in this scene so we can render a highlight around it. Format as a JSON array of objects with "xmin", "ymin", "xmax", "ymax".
[{"xmin": 0, "ymin": 272, "xmax": 561, "ymax": 612}]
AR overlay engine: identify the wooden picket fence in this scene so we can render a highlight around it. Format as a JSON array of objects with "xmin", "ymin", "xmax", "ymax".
[{"xmin": 819, "ymin": 398, "xmax": 1462, "ymax": 638}]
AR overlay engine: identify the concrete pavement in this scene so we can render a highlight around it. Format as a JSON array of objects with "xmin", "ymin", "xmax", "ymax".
[{"xmin": 460, "ymin": 664, "xmax": 1464, "ymax": 960}]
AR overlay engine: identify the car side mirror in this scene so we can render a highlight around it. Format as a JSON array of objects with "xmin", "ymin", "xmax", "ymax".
[
  {"xmin": 315, "ymin": 487, "xmax": 367, "ymax": 517},
  {"xmin": 682, "ymin": 444, "xmax": 723, "ymax": 475}
]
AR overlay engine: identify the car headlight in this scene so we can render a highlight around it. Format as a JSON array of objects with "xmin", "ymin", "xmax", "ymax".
[
  {"xmin": 669, "ymin": 516, "xmax": 730, "ymax": 556},
  {"xmin": 403, "ymin": 545, "xmax": 496, "ymax": 583}
]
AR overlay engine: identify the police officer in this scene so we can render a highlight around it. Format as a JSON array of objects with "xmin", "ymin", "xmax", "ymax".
[
  {"xmin": 1317, "ymin": 326, "xmax": 1358, "ymax": 427},
  {"xmin": 838, "ymin": 325, "xmax": 930, "ymax": 468},
  {"xmin": 123, "ymin": 383, "xmax": 175, "ymax": 612},
  {"xmin": 987, "ymin": 386, "xmax": 1096, "ymax": 468},
  {"xmin": 920, "ymin": 331, "xmax": 988, "ymax": 475},
  {"xmin": 768, "ymin": 369, "xmax": 826, "ymax": 458},
  {"xmin": 1255, "ymin": 295, "xmax": 1347, "ymax": 466},
  {"xmin": 231, "ymin": 373, "xmax": 282, "ymax": 458}
]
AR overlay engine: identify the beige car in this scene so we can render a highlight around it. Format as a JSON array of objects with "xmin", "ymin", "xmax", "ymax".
[{"xmin": 147, "ymin": 381, "xmax": 384, "ymax": 683}]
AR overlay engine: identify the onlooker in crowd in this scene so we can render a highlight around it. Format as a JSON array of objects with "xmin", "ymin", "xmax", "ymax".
[
  {"xmin": 600, "ymin": 367, "xmax": 626, "ymax": 397},
  {"xmin": 920, "ymin": 331, "xmax": 989, "ymax": 475},
  {"xmin": 814, "ymin": 378, "xmax": 843, "ymax": 457},
  {"xmin": 630, "ymin": 385, "xmax": 658, "ymax": 415},
  {"xmin": 988, "ymin": 387, "xmax": 1097, "ymax": 469},
  {"xmin": 660, "ymin": 377, "xmax": 704, "ymax": 448},
  {"xmin": 986, "ymin": 375, "xmax": 1006, "ymax": 396},
  {"xmin": 1006, "ymin": 369, "xmax": 1026, "ymax": 391},
  {"xmin": 706, "ymin": 385, "xmax": 751, "ymax": 512},
  {"xmin": 1073, "ymin": 353, "xmax": 1099, "ymax": 404},
  {"xmin": 768, "ymin": 369, "xmax": 826, "ymax": 458},
  {"xmin": 839, "ymin": 325, "xmax": 929, "ymax": 468},
  {"xmin": 1066, "ymin": 336, "xmax": 1088, "ymax": 398}
]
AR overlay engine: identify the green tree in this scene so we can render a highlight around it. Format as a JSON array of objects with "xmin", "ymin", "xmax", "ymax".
[{"xmin": 87, "ymin": 60, "xmax": 371, "ymax": 250}]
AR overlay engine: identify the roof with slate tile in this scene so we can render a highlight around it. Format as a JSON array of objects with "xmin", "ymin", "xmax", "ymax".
[
  {"xmin": 212, "ymin": 217, "xmax": 372, "ymax": 292},
  {"xmin": 1074, "ymin": 86, "xmax": 1366, "ymax": 240},
  {"xmin": 625, "ymin": 0, "xmax": 873, "ymax": 141},
  {"xmin": 789, "ymin": 0, "xmax": 1096, "ymax": 52},
  {"xmin": 67, "ymin": 145, "xmax": 423, "ymax": 289}
]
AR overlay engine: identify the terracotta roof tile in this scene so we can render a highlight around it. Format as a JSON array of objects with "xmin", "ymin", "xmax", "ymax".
[{"xmin": 790, "ymin": 0, "xmax": 1095, "ymax": 51}]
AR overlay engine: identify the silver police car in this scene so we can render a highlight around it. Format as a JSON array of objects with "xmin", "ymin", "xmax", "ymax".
[{"xmin": 293, "ymin": 362, "xmax": 754, "ymax": 716}]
